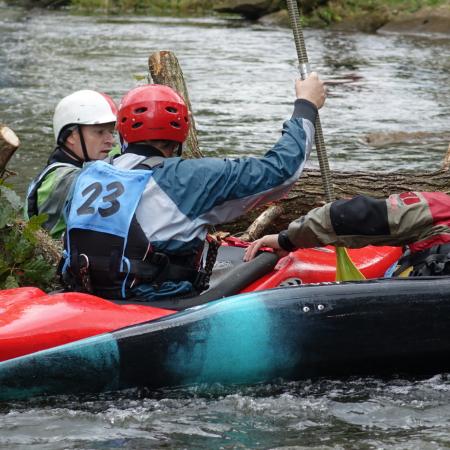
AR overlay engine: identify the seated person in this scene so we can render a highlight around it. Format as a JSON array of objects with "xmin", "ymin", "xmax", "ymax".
[
  {"xmin": 26, "ymin": 90, "xmax": 117, "ymax": 238},
  {"xmin": 61, "ymin": 74, "xmax": 327, "ymax": 300}
]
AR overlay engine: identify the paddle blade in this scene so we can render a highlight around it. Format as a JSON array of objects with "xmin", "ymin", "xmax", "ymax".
[{"xmin": 335, "ymin": 247, "xmax": 366, "ymax": 281}]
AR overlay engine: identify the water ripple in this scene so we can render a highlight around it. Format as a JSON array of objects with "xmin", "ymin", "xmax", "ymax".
[{"xmin": 1, "ymin": 376, "xmax": 449, "ymax": 448}]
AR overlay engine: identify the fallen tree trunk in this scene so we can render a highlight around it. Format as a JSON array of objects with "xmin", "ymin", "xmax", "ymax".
[
  {"xmin": 0, "ymin": 125, "xmax": 20, "ymax": 177},
  {"xmin": 148, "ymin": 51, "xmax": 203, "ymax": 159},
  {"xmin": 223, "ymin": 164, "xmax": 450, "ymax": 237}
]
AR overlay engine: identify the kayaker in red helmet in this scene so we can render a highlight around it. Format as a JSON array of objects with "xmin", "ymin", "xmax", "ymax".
[
  {"xmin": 61, "ymin": 74, "xmax": 327, "ymax": 300},
  {"xmin": 244, "ymin": 191, "xmax": 450, "ymax": 277},
  {"xmin": 26, "ymin": 90, "xmax": 118, "ymax": 238}
]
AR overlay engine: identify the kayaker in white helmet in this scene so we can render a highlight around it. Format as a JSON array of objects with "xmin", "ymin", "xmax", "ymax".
[
  {"xmin": 60, "ymin": 74, "xmax": 327, "ymax": 301},
  {"xmin": 26, "ymin": 90, "xmax": 118, "ymax": 239}
]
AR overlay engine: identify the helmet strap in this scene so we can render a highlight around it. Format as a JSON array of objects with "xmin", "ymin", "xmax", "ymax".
[
  {"xmin": 60, "ymin": 144, "xmax": 84, "ymax": 163},
  {"xmin": 176, "ymin": 143, "xmax": 183, "ymax": 157},
  {"xmin": 77, "ymin": 125, "xmax": 91, "ymax": 162}
]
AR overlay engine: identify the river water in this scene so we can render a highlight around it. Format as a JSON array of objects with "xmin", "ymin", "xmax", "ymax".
[
  {"xmin": 1, "ymin": 3, "xmax": 450, "ymax": 449},
  {"xmin": 1, "ymin": 3, "xmax": 450, "ymax": 196}
]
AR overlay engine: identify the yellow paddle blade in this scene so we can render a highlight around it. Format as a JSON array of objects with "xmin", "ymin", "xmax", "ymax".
[{"xmin": 335, "ymin": 247, "xmax": 366, "ymax": 281}]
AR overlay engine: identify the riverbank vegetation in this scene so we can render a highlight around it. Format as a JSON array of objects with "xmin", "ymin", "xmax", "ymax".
[
  {"xmin": 312, "ymin": 0, "xmax": 447, "ymax": 21},
  {"xmin": 71, "ymin": 0, "xmax": 214, "ymax": 14},
  {"xmin": 0, "ymin": 181, "xmax": 59, "ymax": 290},
  {"xmin": 0, "ymin": 126, "xmax": 60, "ymax": 291},
  {"xmin": 65, "ymin": 0, "xmax": 450, "ymax": 18},
  {"xmin": 7, "ymin": 0, "xmax": 449, "ymax": 16},
  {"xmin": 5, "ymin": 0, "xmax": 449, "ymax": 33},
  {"xmin": 307, "ymin": 0, "xmax": 449, "ymax": 30}
]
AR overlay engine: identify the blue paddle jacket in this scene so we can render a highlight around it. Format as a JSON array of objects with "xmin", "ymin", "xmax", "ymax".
[{"xmin": 118, "ymin": 99, "xmax": 315, "ymax": 250}]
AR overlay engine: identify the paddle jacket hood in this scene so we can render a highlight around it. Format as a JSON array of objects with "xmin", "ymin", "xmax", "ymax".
[
  {"xmin": 26, "ymin": 147, "xmax": 82, "ymax": 239},
  {"xmin": 63, "ymin": 98, "xmax": 317, "ymax": 300}
]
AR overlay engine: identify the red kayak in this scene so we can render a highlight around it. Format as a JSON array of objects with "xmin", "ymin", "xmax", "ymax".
[{"xmin": 0, "ymin": 242, "xmax": 402, "ymax": 362}]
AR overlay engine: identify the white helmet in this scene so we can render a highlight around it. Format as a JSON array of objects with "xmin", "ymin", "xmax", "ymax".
[{"xmin": 53, "ymin": 90, "xmax": 117, "ymax": 144}]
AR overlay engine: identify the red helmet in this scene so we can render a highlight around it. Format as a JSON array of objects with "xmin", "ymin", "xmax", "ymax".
[{"xmin": 117, "ymin": 84, "xmax": 189, "ymax": 144}]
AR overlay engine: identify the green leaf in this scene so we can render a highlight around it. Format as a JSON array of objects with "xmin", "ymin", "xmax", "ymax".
[
  {"xmin": 27, "ymin": 214, "xmax": 47, "ymax": 230},
  {"xmin": 0, "ymin": 185, "xmax": 22, "ymax": 211},
  {"xmin": 0, "ymin": 203, "xmax": 15, "ymax": 229},
  {"xmin": 22, "ymin": 257, "xmax": 55, "ymax": 285},
  {"xmin": 0, "ymin": 256, "xmax": 10, "ymax": 277},
  {"xmin": 5, "ymin": 231, "xmax": 34, "ymax": 263},
  {"xmin": 23, "ymin": 214, "xmax": 48, "ymax": 243},
  {"xmin": 3, "ymin": 275, "xmax": 19, "ymax": 289}
]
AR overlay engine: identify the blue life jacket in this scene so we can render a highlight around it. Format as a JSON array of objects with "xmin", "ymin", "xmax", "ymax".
[
  {"xmin": 61, "ymin": 159, "xmax": 207, "ymax": 299},
  {"xmin": 61, "ymin": 160, "xmax": 151, "ymax": 298}
]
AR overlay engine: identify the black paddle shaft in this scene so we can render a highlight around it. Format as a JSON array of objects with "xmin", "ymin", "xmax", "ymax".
[{"xmin": 286, "ymin": 0, "xmax": 334, "ymax": 203}]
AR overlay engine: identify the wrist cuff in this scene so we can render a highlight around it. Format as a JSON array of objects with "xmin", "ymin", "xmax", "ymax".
[
  {"xmin": 278, "ymin": 230, "xmax": 296, "ymax": 252},
  {"xmin": 291, "ymin": 99, "xmax": 318, "ymax": 123}
]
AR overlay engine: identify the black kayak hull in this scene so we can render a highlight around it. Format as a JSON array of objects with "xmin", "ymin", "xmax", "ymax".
[{"xmin": 1, "ymin": 277, "xmax": 449, "ymax": 400}]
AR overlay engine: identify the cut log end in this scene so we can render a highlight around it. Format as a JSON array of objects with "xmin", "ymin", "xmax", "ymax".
[
  {"xmin": 0, "ymin": 125, "xmax": 20, "ymax": 148},
  {"xmin": 0, "ymin": 124, "xmax": 20, "ymax": 173}
]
